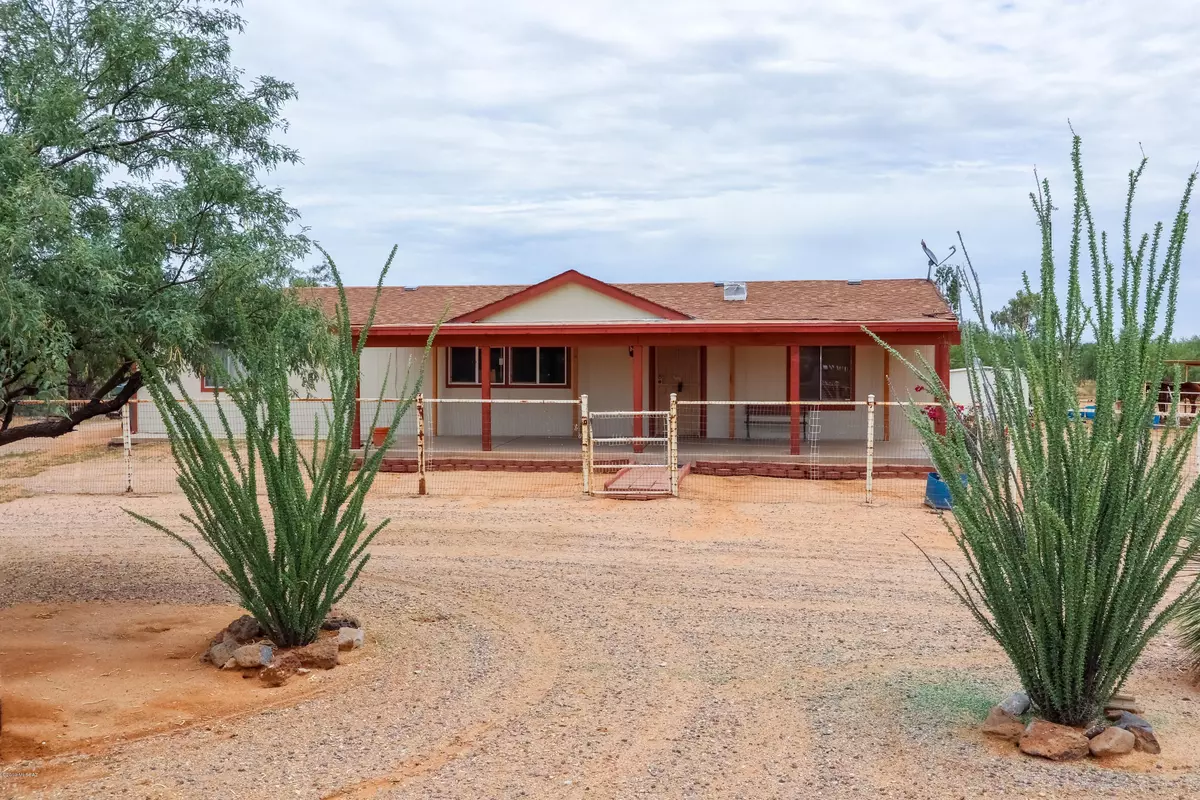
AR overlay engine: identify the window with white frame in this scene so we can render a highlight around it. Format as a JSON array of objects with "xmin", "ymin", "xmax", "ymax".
[
  {"xmin": 200, "ymin": 347, "xmax": 241, "ymax": 392},
  {"xmin": 448, "ymin": 347, "xmax": 504, "ymax": 385},
  {"xmin": 798, "ymin": 346, "xmax": 854, "ymax": 401},
  {"xmin": 447, "ymin": 346, "xmax": 568, "ymax": 387},
  {"xmin": 508, "ymin": 346, "xmax": 567, "ymax": 385}
]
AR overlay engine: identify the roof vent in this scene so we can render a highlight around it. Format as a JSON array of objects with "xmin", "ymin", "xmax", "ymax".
[
  {"xmin": 722, "ymin": 281, "xmax": 747, "ymax": 301},
  {"xmin": 847, "ymin": 279, "xmax": 862, "ymax": 286},
  {"xmin": 402, "ymin": 286, "xmax": 419, "ymax": 291}
]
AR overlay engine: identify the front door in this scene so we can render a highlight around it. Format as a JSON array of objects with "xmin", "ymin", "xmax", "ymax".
[{"xmin": 654, "ymin": 346, "xmax": 702, "ymax": 436}]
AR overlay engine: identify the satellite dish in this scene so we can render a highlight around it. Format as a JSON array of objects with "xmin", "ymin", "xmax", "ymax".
[{"xmin": 921, "ymin": 240, "xmax": 957, "ymax": 280}]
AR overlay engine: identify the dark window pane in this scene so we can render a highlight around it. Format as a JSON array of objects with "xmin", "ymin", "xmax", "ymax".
[
  {"xmin": 821, "ymin": 347, "xmax": 853, "ymax": 400},
  {"xmin": 449, "ymin": 347, "xmax": 477, "ymax": 384},
  {"xmin": 510, "ymin": 347, "xmax": 537, "ymax": 383},
  {"xmin": 539, "ymin": 347, "xmax": 567, "ymax": 385},
  {"xmin": 799, "ymin": 348, "xmax": 821, "ymax": 400},
  {"xmin": 488, "ymin": 348, "xmax": 504, "ymax": 384}
]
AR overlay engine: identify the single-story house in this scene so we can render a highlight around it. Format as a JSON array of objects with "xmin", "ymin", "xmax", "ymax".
[{"xmin": 132, "ymin": 269, "xmax": 959, "ymax": 460}]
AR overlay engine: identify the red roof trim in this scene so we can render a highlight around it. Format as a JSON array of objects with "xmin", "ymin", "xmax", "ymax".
[
  {"xmin": 450, "ymin": 269, "xmax": 692, "ymax": 323},
  {"xmin": 363, "ymin": 320, "xmax": 959, "ymax": 336}
]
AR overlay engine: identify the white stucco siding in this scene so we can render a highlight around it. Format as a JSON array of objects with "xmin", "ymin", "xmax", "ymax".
[
  {"xmin": 704, "ymin": 346, "xmax": 731, "ymax": 438},
  {"xmin": 578, "ymin": 347, "xmax": 636, "ymax": 412},
  {"xmin": 133, "ymin": 368, "xmax": 336, "ymax": 439},
  {"xmin": 481, "ymin": 284, "xmax": 664, "ymax": 322},
  {"xmin": 736, "ymin": 347, "xmax": 786, "ymax": 403},
  {"xmin": 358, "ymin": 347, "xmax": 428, "ymax": 398},
  {"xmin": 434, "ymin": 384, "xmax": 576, "ymax": 438},
  {"xmin": 877, "ymin": 344, "xmax": 935, "ymax": 445},
  {"xmin": 355, "ymin": 346, "xmax": 428, "ymax": 445}
]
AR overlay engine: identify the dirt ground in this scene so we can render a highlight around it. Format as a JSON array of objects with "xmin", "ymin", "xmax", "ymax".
[
  {"xmin": 0, "ymin": 603, "xmax": 367, "ymax": 765},
  {"xmin": 2, "ymin": 491, "xmax": 1199, "ymax": 799}
]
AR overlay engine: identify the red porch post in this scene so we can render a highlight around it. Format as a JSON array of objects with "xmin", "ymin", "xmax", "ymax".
[
  {"xmin": 481, "ymin": 345, "xmax": 493, "ymax": 452},
  {"xmin": 632, "ymin": 345, "xmax": 644, "ymax": 453},
  {"xmin": 935, "ymin": 337, "xmax": 951, "ymax": 436},
  {"xmin": 351, "ymin": 336, "xmax": 362, "ymax": 450},
  {"xmin": 788, "ymin": 345, "xmax": 801, "ymax": 455}
]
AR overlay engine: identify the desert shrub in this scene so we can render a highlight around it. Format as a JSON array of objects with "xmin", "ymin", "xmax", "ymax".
[
  {"xmin": 878, "ymin": 136, "xmax": 1200, "ymax": 727},
  {"xmin": 1181, "ymin": 563, "xmax": 1200, "ymax": 670},
  {"xmin": 128, "ymin": 247, "xmax": 430, "ymax": 647}
]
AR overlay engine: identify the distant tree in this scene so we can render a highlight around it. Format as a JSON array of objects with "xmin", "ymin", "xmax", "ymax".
[
  {"xmin": 989, "ymin": 288, "xmax": 1041, "ymax": 337},
  {"xmin": 0, "ymin": 0, "xmax": 323, "ymax": 446}
]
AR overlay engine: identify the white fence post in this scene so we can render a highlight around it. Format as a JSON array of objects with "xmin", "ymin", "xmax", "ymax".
[
  {"xmin": 121, "ymin": 401, "xmax": 134, "ymax": 494},
  {"xmin": 416, "ymin": 393, "xmax": 427, "ymax": 496},
  {"xmin": 580, "ymin": 394, "xmax": 591, "ymax": 495},
  {"xmin": 865, "ymin": 394, "xmax": 875, "ymax": 505},
  {"xmin": 668, "ymin": 392, "xmax": 679, "ymax": 497}
]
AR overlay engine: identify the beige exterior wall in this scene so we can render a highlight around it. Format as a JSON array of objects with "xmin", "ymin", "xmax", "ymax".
[
  {"xmin": 135, "ymin": 341, "xmax": 941, "ymax": 445},
  {"xmin": 133, "ymin": 368, "xmax": 335, "ymax": 439},
  {"xmin": 704, "ymin": 346, "xmax": 732, "ymax": 438},
  {"xmin": 695, "ymin": 344, "xmax": 936, "ymax": 442},
  {"xmin": 481, "ymin": 283, "xmax": 664, "ymax": 322}
]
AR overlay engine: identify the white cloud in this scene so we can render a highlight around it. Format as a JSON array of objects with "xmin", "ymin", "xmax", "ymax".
[{"xmin": 233, "ymin": 0, "xmax": 1200, "ymax": 332}]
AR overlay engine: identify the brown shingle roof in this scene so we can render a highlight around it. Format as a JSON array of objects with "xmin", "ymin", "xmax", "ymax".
[{"xmin": 300, "ymin": 277, "xmax": 954, "ymax": 326}]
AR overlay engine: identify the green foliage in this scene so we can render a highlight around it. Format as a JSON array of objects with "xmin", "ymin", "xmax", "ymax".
[
  {"xmin": 1181, "ymin": 564, "xmax": 1200, "ymax": 671},
  {"xmin": 903, "ymin": 675, "xmax": 999, "ymax": 725},
  {"xmin": 989, "ymin": 289, "xmax": 1042, "ymax": 337},
  {"xmin": 127, "ymin": 247, "xmax": 431, "ymax": 648},
  {"xmin": 0, "ymin": 0, "xmax": 324, "ymax": 444},
  {"xmin": 876, "ymin": 136, "xmax": 1200, "ymax": 727}
]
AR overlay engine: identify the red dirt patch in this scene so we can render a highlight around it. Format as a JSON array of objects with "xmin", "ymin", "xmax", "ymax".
[{"xmin": 0, "ymin": 603, "xmax": 361, "ymax": 763}]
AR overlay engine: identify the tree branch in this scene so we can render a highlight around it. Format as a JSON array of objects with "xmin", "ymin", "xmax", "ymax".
[
  {"xmin": 0, "ymin": 370, "xmax": 143, "ymax": 447},
  {"xmin": 48, "ymin": 125, "xmax": 182, "ymax": 169}
]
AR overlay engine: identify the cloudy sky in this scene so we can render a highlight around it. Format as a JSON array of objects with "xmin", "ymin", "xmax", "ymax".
[{"xmin": 234, "ymin": 1, "xmax": 1200, "ymax": 332}]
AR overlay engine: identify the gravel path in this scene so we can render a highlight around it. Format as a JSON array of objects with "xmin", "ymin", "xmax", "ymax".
[{"xmin": 2, "ymin": 492, "xmax": 1199, "ymax": 799}]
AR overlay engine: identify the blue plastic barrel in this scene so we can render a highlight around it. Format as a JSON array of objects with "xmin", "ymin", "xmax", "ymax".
[{"xmin": 925, "ymin": 472, "xmax": 966, "ymax": 510}]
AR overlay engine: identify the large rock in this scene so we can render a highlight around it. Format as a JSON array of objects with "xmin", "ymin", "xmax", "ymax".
[
  {"xmin": 259, "ymin": 653, "xmax": 300, "ymax": 688},
  {"xmin": 293, "ymin": 637, "xmax": 339, "ymax": 670},
  {"xmin": 223, "ymin": 614, "xmax": 264, "ymax": 644},
  {"xmin": 1131, "ymin": 727, "xmax": 1161, "ymax": 755},
  {"xmin": 232, "ymin": 643, "xmax": 273, "ymax": 668},
  {"xmin": 1104, "ymin": 697, "xmax": 1142, "ymax": 714},
  {"xmin": 998, "ymin": 692, "xmax": 1031, "ymax": 717},
  {"xmin": 322, "ymin": 610, "xmax": 361, "ymax": 631},
  {"xmin": 1018, "ymin": 719, "xmax": 1090, "ymax": 761},
  {"xmin": 1089, "ymin": 726, "xmax": 1135, "ymax": 757},
  {"xmin": 982, "ymin": 707, "xmax": 1025, "ymax": 742},
  {"xmin": 337, "ymin": 627, "xmax": 365, "ymax": 651},
  {"xmin": 205, "ymin": 633, "xmax": 238, "ymax": 666},
  {"xmin": 1112, "ymin": 711, "xmax": 1153, "ymax": 733}
]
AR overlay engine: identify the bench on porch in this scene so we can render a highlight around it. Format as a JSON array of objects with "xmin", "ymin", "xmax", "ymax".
[{"xmin": 744, "ymin": 404, "xmax": 804, "ymax": 440}]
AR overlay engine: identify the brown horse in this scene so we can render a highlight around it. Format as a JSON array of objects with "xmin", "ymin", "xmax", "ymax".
[
  {"xmin": 1181, "ymin": 381, "xmax": 1200, "ymax": 415},
  {"xmin": 1150, "ymin": 381, "xmax": 1200, "ymax": 415}
]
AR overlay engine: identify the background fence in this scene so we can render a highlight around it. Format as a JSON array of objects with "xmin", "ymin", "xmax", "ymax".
[{"xmin": 5, "ymin": 395, "xmax": 1198, "ymax": 506}]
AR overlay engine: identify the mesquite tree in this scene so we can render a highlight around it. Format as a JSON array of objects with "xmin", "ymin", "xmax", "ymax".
[
  {"xmin": 0, "ymin": 0, "xmax": 322, "ymax": 446},
  {"xmin": 878, "ymin": 136, "xmax": 1200, "ymax": 727},
  {"xmin": 128, "ymin": 247, "xmax": 429, "ymax": 647}
]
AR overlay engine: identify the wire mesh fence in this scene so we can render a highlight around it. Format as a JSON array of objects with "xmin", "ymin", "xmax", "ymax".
[
  {"xmin": 4, "ymin": 394, "xmax": 1198, "ymax": 507},
  {"xmin": 671, "ymin": 400, "xmax": 936, "ymax": 504},
  {"xmin": 413, "ymin": 398, "xmax": 583, "ymax": 498}
]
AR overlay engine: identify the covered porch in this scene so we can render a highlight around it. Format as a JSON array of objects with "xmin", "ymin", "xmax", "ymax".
[{"xmin": 351, "ymin": 329, "xmax": 955, "ymax": 456}]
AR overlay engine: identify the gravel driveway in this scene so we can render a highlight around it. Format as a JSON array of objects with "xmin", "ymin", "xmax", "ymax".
[{"xmin": 2, "ymin": 491, "xmax": 1198, "ymax": 799}]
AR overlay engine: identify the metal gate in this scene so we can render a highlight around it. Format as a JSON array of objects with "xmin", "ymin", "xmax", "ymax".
[{"xmin": 582, "ymin": 394, "xmax": 678, "ymax": 497}]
